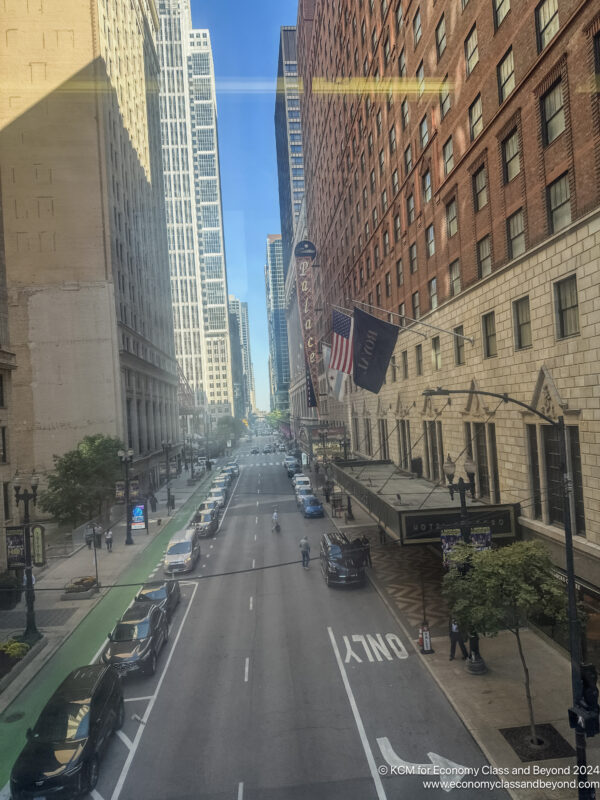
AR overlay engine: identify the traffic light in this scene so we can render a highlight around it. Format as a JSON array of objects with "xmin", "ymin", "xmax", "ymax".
[{"xmin": 569, "ymin": 663, "xmax": 599, "ymax": 737}]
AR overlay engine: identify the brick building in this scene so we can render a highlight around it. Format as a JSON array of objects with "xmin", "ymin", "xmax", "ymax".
[{"xmin": 296, "ymin": 0, "xmax": 600, "ymax": 631}]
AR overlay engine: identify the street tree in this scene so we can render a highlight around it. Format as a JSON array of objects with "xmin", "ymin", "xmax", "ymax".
[
  {"xmin": 39, "ymin": 434, "xmax": 124, "ymax": 529},
  {"xmin": 443, "ymin": 540, "xmax": 567, "ymax": 745}
]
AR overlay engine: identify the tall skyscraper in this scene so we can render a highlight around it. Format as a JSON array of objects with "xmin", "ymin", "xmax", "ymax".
[
  {"xmin": 0, "ymin": 0, "xmax": 179, "ymax": 510},
  {"xmin": 229, "ymin": 295, "xmax": 255, "ymax": 416},
  {"xmin": 265, "ymin": 236, "xmax": 290, "ymax": 412},
  {"xmin": 157, "ymin": 1, "xmax": 233, "ymax": 427},
  {"xmin": 274, "ymin": 27, "xmax": 305, "ymax": 277}
]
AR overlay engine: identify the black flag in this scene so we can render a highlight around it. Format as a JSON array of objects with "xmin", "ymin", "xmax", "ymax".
[
  {"xmin": 352, "ymin": 308, "xmax": 399, "ymax": 394},
  {"xmin": 306, "ymin": 357, "xmax": 317, "ymax": 407}
]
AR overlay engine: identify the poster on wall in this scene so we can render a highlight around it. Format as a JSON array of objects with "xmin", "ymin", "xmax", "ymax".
[
  {"xmin": 6, "ymin": 527, "xmax": 26, "ymax": 569},
  {"xmin": 131, "ymin": 504, "xmax": 146, "ymax": 531},
  {"xmin": 470, "ymin": 526, "xmax": 492, "ymax": 551}
]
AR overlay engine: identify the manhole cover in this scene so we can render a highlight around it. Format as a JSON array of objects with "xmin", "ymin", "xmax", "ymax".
[{"xmin": 3, "ymin": 711, "xmax": 25, "ymax": 723}]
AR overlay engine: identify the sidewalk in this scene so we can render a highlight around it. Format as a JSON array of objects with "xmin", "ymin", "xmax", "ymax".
[
  {"xmin": 0, "ymin": 466, "xmax": 215, "ymax": 716},
  {"xmin": 319, "ymin": 473, "xmax": 600, "ymax": 800}
]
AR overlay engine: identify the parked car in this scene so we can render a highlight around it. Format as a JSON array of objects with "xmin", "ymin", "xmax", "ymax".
[
  {"xmin": 212, "ymin": 479, "xmax": 229, "ymax": 497},
  {"xmin": 301, "ymin": 495, "xmax": 325, "ymax": 518},
  {"xmin": 287, "ymin": 464, "xmax": 302, "ymax": 478},
  {"xmin": 163, "ymin": 528, "xmax": 201, "ymax": 573},
  {"xmin": 295, "ymin": 486, "xmax": 313, "ymax": 507},
  {"xmin": 10, "ymin": 665, "xmax": 124, "ymax": 799},
  {"xmin": 135, "ymin": 579, "xmax": 181, "ymax": 621},
  {"xmin": 250, "ymin": 447, "xmax": 259, "ymax": 455},
  {"xmin": 263, "ymin": 446, "xmax": 272, "ymax": 454},
  {"xmin": 225, "ymin": 461, "xmax": 239, "ymax": 476},
  {"xmin": 197, "ymin": 499, "xmax": 219, "ymax": 516},
  {"xmin": 193, "ymin": 509, "xmax": 218, "ymax": 538},
  {"xmin": 292, "ymin": 474, "xmax": 312, "ymax": 490},
  {"xmin": 208, "ymin": 489, "xmax": 226, "ymax": 509},
  {"xmin": 320, "ymin": 531, "xmax": 366, "ymax": 587},
  {"xmin": 102, "ymin": 603, "xmax": 168, "ymax": 676}
]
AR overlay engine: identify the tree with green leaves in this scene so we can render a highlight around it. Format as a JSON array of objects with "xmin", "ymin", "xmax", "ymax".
[
  {"xmin": 443, "ymin": 540, "xmax": 567, "ymax": 745},
  {"xmin": 38, "ymin": 434, "xmax": 125, "ymax": 529}
]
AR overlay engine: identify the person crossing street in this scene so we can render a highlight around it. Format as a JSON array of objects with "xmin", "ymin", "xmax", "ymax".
[{"xmin": 299, "ymin": 535, "xmax": 310, "ymax": 569}]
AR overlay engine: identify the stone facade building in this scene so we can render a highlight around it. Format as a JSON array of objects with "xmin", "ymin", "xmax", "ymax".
[{"xmin": 296, "ymin": 0, "xmax": 600, "ymax": 621}]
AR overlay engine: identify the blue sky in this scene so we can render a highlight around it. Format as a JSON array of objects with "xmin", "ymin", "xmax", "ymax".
[{"xmin": 191, "ymin": 0, "xmax": 299, "ymax": 412}]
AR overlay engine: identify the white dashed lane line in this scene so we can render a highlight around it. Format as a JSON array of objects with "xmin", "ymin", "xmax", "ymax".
[
  {"xmin": 116, "ymin": 730, "xmax": 134, "ymax": 750},
  {"xmin": 249, "ymin": 596, "xmax": 253, "ymax": 610},
  {"xmin": 244, "ymin": 658, "xmax": 249, "ymax": 682}
]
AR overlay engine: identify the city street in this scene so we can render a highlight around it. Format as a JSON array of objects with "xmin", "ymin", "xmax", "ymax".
[{"xmin": 76, "ymin": 445, "xmax": 506, "ymax": 800}]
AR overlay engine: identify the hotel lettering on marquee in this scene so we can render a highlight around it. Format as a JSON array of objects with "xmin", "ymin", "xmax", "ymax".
[{"xmin": 294, "ymin": 240, "xmax": 319, "ymax": 408}]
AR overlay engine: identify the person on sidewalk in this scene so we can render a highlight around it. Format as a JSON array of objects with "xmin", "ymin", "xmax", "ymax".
[
  {"xmin": 93, "ymin": 525, "xmax": 103, "ymax": 550},
  {"xmin": 449, "ymin": 618, "xmax": 469, "ymax": 661},
  {"xmin": 84, "ymin": 525, "xmax": 94, "ymax": 549},
  {"xmin": 299, "ymin": 535, "xmax": 310, "ymax": 569},
  {"xmin": 378, "ymin": 524, "xmax": 386, "ymax": 545},
  {"xmin": 104, "ymin": 528, "xmax": 113, "ymax": 552},
  {"xmin": 360, "ymin": 534, "xmax": 372, "ymax": 567},
  {"xmin": 149, "ymin": 494, "xmax": 157, "ymax": 513}
]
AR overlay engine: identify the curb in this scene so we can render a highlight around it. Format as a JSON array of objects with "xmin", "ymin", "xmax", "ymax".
[{"xmin": 0, "ymin": 639, "xmax": 48, "ymax": 696}]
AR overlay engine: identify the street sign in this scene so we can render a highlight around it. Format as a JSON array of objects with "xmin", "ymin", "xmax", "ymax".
[
  {"xmin": 31, "ymin": 525, "xmax": 46, "ymax": 567},
  {"xmin": 130, "ymin": 478, "xmax": 140, "ymax": 501},
  {"xmin": 5, "ymin": 526, "xmax": 26, "ymax": 569},
  {"xmin": 294, "ymin": 239, "xmax": 317, "ymax": 260}
]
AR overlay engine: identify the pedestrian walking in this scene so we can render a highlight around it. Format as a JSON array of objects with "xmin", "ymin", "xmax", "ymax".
[
  {"xmin": 84, "ymin": 525, "xmax": 94, "ymax": 549},
  {"xmin": 449, "ymin": 618, "xmax": 469, "ymax": 661},
  {"xmin": 299, "ymin": 535, "xmax": 311, "ymax": 569},
  {"xmin": 324, "ymin": 483, "xmax": 331, "ymax": 503},
  {"xmin": 150, "ymin": 494, "xmax": 157, "ymax": 513},
  {"xmin": 104, "ymin": 528, "xmax": 113, "ymax": 552},
  {"xmin": 378, "ymin": 524, "xmax": 386, "ymax": 545},
  {"xmin": 360, "ymin": 534, "xmax": 372, "ymax": 567},
  {"xmin": 94, "ymin": 526, "xmax": 103, "ymax": 550}
]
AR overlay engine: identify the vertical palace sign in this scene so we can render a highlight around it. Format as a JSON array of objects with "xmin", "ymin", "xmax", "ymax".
[{"xmin": 294, "ymin": 240, "xmax": 319, "ymax": 408}]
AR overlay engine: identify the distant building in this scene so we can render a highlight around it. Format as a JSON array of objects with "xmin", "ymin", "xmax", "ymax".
[
  {"xmin": 275, "ymin": 26, "xmax": 305, "ymax": 278},
  {"xmin": 265, "ymin": 236, "xmax": 290, "ymax": 412},
  {"xmin": 229, "ymin": 295, "xmax": 255, "ymax": 416}
]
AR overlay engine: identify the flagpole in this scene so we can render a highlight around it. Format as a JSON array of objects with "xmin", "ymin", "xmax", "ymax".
[{"xmin": 349, "ymin": 300, "xmax": 474, "ymax": 344}]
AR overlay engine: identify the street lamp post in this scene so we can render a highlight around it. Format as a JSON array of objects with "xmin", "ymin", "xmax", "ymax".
[
  {"xmin": 443, "ymin": 454, "xmax": 487, "ymax": 674},
  {"xmin": 14, "ymin": 476, "xmax": 41, "ymax": 643},
  {"xmin": 118, "ymin": 449, "xmax": 135, "ymax": 545}
]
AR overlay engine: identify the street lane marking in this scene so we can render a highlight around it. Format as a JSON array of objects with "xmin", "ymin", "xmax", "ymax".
[
  {"xmin": 244, "ymin": 658, "xmax": 249, "ymax": 682},
  {"xmin": 254, "ymin": 534, "xmax": 257, "ymax": 541},
  {"xmin": 91, "ymin": 790, "xmax": 105, "ymax": 800},
  {"xmin": 124, "ymin": 696, "xmax": 153, "ymax": 703},
  {"xmin": 238, "ymin": 782, "xmax": 244, "ymax": 800},
  {"xmin": 377, "ymin": 738, "xmax": 470, "ymax": 790},
  {"xmin": 116, "ymin": 730, "xmax": 134, "ymax": 750},
  {"xmin": 255, "ymin": 516, "xmax": 258, "ymax": 524},
  {"xmin": 343, "ymin": 634, "xmax": 408, "ymax": 663},
  {"xmin": 256, "ymin": 500, "xmax": 259, "ymax": 507},
  {"xmin": 252, "ymin": 559, "xmax": 255, "ymax": 569},
  {"xmin": 110, "ymin": 582, "xmax": 199, "ymax": 800},
  {"xmin": 249, "ymin": 596, "xmax": 253, "ymax": 610},
  {"xmin": 209, "ymin": 544, "xmax": 214, "ymax": 549},
  {"xmin": 328, "ymin": 627, "xmax": 387, "ymax": 800}
]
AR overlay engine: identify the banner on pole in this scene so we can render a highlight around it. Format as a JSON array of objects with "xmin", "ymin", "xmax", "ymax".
[{"xmin": 353, "ymin": 307, "xmax": 399, "ymax": 394}]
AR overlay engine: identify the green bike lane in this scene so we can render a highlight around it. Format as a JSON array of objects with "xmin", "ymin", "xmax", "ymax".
[{"xmin": 0, "ymin": 475, "xmax": 213, "ymax": 789}]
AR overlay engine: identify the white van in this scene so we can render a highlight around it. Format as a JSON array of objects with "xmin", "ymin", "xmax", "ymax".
[
  {"xmin": 292, "ymin": 474, "xmax": 312, "ymax": 491},
  {"xmin": 163, "ymin": 528, "xmax": 201, "ymax": 574}
]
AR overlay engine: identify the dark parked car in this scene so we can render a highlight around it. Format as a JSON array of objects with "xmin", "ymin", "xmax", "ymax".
[
  {"xmin": 10, "ymin": 664, "xmax": 123, "ymax": 799},
  {"xmin": 320, "ymin": 531, "xmax": 366, "ymax": 587},
  {"xmin": 135, "ymin": 579, "xmax": 181, "ymax": 621},
  {"xmin": 102, "ymin": 603, "xmax": 168, "ymax": 676},
  {"xmin": 263, "ymin": 446, "xmax": 272, "ymax": 454},
  {"xmin": 197, "ymin": 499, "xmax": 219, "ymax": 516},
  {"xmin": 295, "ymin": 486, "xmax": 313, "ymax": 507},
  {"xmin": 301, "ymin": 495, "xmax": 325, "ymax": 518},
  {"xmin": 250, "ymin": 447, "xmax": 259, "ymax": 454},
  {"xmin": 193, "ymin": 510, "xmax": 218, "ymax": 537},
  {"xmin": 226, "ymin": 461, "xmax": 239, "ymax": 476}
]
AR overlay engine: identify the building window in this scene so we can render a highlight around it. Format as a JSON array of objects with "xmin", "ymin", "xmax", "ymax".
[
  {"xmin": 419, "ymin": 116, "xmax": 429, "ymax": 149},
  {"xmin": 407, "ymin": 193, "xmax": 415, "ymax": 223},
  {"xmin": 385, "ymin": 271, "xmax": 392, "ymax": 296},
  {"xmin": 368, "ymin": 132, "xmax": 374, "ymax": 155},
  {"xmin": 389, "ymin": 125, "xmax": 397, "ymax": 153},
  {"xmin": 0, "ymin": 427, "xmax": 7, "ymax": 463},
  {"xmin": 402, "ymin": 350, "xmax": 409, "ymax": 379},
  {"xmin": 449, "ymin": 259, "xmax": 461, "ymax": 296},
  {"xmin": 477, "ymin": 235, "xmax": 492, "ymax": 277},
  {"xmin": 446, "ymin": 198, "xmax": 457, "ymax": 238},
  {"xmin": 396, "ymin": 2, "xmax": 403, "ymax": 31},
  {"xmin": 0, "ymin": 375, "xmax": 4, "ymax": 407},
  {"xmin": 409, "ymin": 243, "xmax": 417, "ymax": 273},
  {"xmin": 440, "ymin": 75, "xmax": 451, "ymax": 118},
  {"xmin": 396, "ymin": 258, "xmax": 403, "ymax": 285},
  {"xmin": 384, "ymin": 36, "xmax": 391, "ymax": 65},
  {"xmin": 494, "ymin": 0, "xmax": 510, "ymax": 28},
  {"xmin": 399, "ymin": 47, "xmax": 406, "ymax": 77},
  {"xmin": 416, "ymin": 61, "xmax": 424, "ymax": 97},
  {"xmin": 469, "ymin": 95, "xmax": 483, "ymax": 140},
  {"xmin": 398, "ymin": 301, "xmax": 406, "ymax": 325},
  {"xmin": 548, "ymin": 173, "xmax": 571, "ymax": 233},
  {"xmin": 507, "ymin": 209, "xmax": 525, "ymax": 258},
  {"xmin": 436, "ymin": 15, "xmax": 447, "ymax": 59},
  {"xmin": 392, "ymin": 169, "xmax": 399, "ymax": 194},
  {"xmin": 482, "ymin": 311, "xmax": 497, "ymax": 358},
  {"xmin": 370, "ymin": 169, "xmax": 376, "ymax": 193},
  {"xmin": 401, "ymin": 98, "xmax": 409, "ymax": 130},
  {"xmin": 502, "ymin": 129, "xmax": 520, "ymax": 182},
  {"xmin": 404, "ymin": 144, "xmax": 413, "ymax": 173},
  {"xmin": 3, "ymin": 482, "xmax": 10, "ymax": 521},
  {"xmin": 536, "ymin": 0, "xmax": 559, "ymax": 52},
  {"xmin": 412, "ymin": 290, "xmax": 420, "ymax": 319},
  {"xmin": 497, "ymin": 48, "xmax": 515, "ymax": 103},
  {"xmin": 443, "ymin": 137, "xmax": 454, "ymax": 175},
  {"xmin": 389, "ymin": 355, "xmax": 397, "ymax": 382},
  {"xmin": 429, "ymin": 278, "xmax": 438, "ymax": 309},
  {"xmin": 413, "ymin": 8, "xmax": 422, "ymax": 46},
  {"xmin": 423, "ymin": 420, "xmax": 445, "ymax": 482},
  {"xmin": 542, "ymin": 81, "xmax": 565, "ymax": 145},
  {"xmin": 373, "ymin": 206, "xmax": 379, "ymax": 227},
  {"xmin": 363, "ymin": 187, "xmax": 368, "ymax": 208},
  {"xmin": 415, "ymin": 343, "xmax": 423, "ymax": 375},
  {"xmin": 374, "ymin": 243, "xmax": 380, "ymax": 265},
  {"xmin": 398, "ymin": 418, "xmax": 412, "ymax": 468},
  {"xmin": 383, "ymin": 228, "xmax": 390, "ymax": 253},
  {"xmin": 366, "ymin": 257, "xmax": 372, "ymax": 278},
  {"xmin": 513, "ymin": 296, "xmax": 532, "ymax": 350},
  {"xmin": 394, "ymin": 213, "xmax": 401, "ymax": 242},
  {"xmin": 431, "ymin": 336, "xmax": 441, "ymax": 369},
  {"xmin": 422, "ymin": 170, "xmax": 432, "ymax": 203},
  {"xmin": 473, "ymin": 166, "xmax": 488, "ymax": 211},
  {"xmin": 364, "ymin": 417, "xmax": 373, "ymax": 455},
  {"xmin": 379, "ymin": 149, "xmax": 385, "ymax": 175},
  {"xmin": 376, "ymin": 109, "xmax": 383, "ymax": 135},
  {"xmin": 376, "ymin": 283, "xmax": 382, "ymax": 305},
  {"xmin": 426, "ymin": 224, "xmax": 435, "ymax": 257},
  {"xmin": 454, "ymin": 325, "xmax": 465, "ymax": 365},
  {"xmin": 465, "ymin": 25, "xmax": 479, "ymax": 75},
  {"xmin": 554, "ymin": 274, "xmax": 579, "ymax": 338}
]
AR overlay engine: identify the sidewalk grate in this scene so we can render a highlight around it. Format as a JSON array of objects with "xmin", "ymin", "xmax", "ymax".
[{"xmin": 0, "ymin": 608, "xmax": 76, "ymax": 631}]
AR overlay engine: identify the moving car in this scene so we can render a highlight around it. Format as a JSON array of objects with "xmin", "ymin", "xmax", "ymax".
[
  {"xmin": 135, "ymin": 579, "xmax": 181, "ymax": 621},
  {"xmin": 319, "ymin": 531, "xmax": 366, "ymax": 587},
  {"xmin": 250, "ymin": 447, "xmax": 259, "ymax": 455},
  {"xmin": 10, "ymin": 665, "xmax": 124, "ymax": 799},
  {"xmin": 193, "ymin": 509, "xmax": 218, "ymax": 537},
  {"xmin": 102, "ymin": 603, "xmax": 168, "ymax": 676},
  {"xmin": 301, "ymin": 495, "xmax": 325, "ymax": 518},
  {"xmin": 263, "ymin": 445, "xmax": 272, "ymax": 454},
  {"xmin": 295, "ymin": 485, "xmax": 313, "ymax": 507},
  {"xmin": 163, "ymin": 528, "xmax": 201, "ymax": 573}
]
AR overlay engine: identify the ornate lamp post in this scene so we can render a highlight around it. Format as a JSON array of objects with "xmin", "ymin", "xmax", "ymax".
[
  {"xmin": 118, "ymin": 449, "xmax": 134, "ymax": 545},
  {"xmin": 14, "ymin": 475, "xmax": 41, "ymax": 642}
]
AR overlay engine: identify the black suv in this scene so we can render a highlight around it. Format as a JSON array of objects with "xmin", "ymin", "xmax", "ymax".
[
  {"xmin": 320, "ymin": 531, "xmax": 366, "ymax": 587},
  {"xmin": 136, "ymin": 579, "xmax": 181, "ymax": 621},
  {"xmin": 10, "ymin": 664, "xmax": 124, "ymax": 799},
  {"xmin": 102, "ymin": 603, "xmax": 168, "ymax": 676}
]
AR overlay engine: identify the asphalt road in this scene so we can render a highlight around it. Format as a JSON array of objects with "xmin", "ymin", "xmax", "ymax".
[{"xmin": 90, "ymin": 441, "xmax": 508, "ymax": 800}]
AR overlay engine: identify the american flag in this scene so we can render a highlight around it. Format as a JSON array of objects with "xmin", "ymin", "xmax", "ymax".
[{"xmin": 330, "ymin": 310, "xmax": 354, "ymax": 373}]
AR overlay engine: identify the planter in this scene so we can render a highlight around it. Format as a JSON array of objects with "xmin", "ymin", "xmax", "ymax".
[{"xmin": 60, "ymin": 576, "xmax": 99, "ymax": 601}]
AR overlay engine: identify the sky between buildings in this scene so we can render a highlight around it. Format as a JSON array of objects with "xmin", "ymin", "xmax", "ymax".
[{"xmin": 190, "ymin": 0, "xmax": 299, "ymax": 412}]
